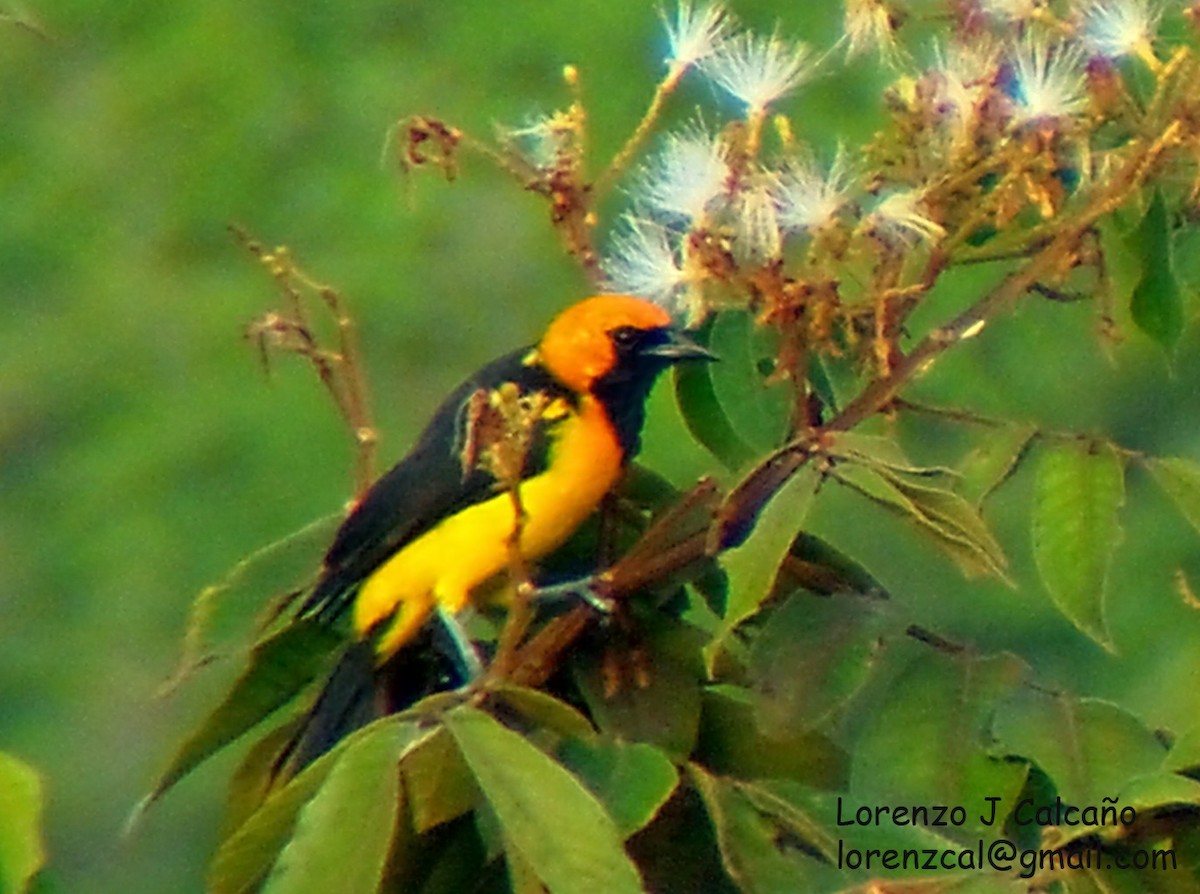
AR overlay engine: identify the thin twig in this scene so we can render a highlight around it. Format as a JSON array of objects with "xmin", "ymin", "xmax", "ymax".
[
  {"xmin": 233, "ymin": 227, "xmax": 379, "ymax": 494},
  {"xmin": 597, "ymin": 67, "xmax": 686, "ymax": 193}
]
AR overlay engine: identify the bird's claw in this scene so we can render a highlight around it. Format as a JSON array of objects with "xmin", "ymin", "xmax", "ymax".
[{"xmin": 527, "ymin": 576, "xmax": 615, "ymax": 616}]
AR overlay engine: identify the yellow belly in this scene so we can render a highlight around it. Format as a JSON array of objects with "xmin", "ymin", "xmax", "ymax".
[{"xmin": 354, "ymin": 395, "xmax": 623, "ymax": 659}]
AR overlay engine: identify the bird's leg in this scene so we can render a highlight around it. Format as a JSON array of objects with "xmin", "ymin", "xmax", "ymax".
[{"xmin": 433, "ymin": 604, "xmax": 486, "ymax": 683}]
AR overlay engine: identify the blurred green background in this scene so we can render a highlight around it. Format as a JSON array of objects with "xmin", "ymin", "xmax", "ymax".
[{"xmin": 4, "ymin": 2, "xmax": 1200, "ymax": 893}]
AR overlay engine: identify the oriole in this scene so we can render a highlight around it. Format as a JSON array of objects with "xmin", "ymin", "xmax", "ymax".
[{"xmin": 284, "ymin": 294, "xmax": 712, "ymax": 769}]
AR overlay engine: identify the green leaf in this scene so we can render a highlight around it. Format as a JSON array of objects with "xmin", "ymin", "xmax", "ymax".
[
  {"xmin": 210, "ymin": 767, "xmax": 326, "ymax": 894},
  {"xmin": 557, "ymin": 738, "xmax": 679, "ymax": 837},
  {"xmin": 707, "ymin": 310, "xmax": 790, "ymax": 454},
  {"xmin": 212, "ymin": 726, "xmax": 374, "ymax": 894},
  {"xmin": 736, "ymin": 781, "xmax": 839, "ymax": 862},
  {"xmin": 1117, "ymin": 771, "xmax": 1200, "ymax": 814},
  {"xmin": 623, "ymin": 784, "xmax": 739, "ymax": 894},
  {"xmin": 1173, "ymin": 214, "xmax": 1200, "ymax": 297},
  {"xmin": 834, "ymin": 463, "xmax": 1009, "ymax": 581},
  {"xmin": 1031, "ymin": 441, "xmax": 1125, "ymax": 648},
  {"xmin": 1032, "ymin": 770, "xmax": 1200, "ymax": 853},
  {"xmin": 805, "ymin": 355, "xmax": 839, "ymax": 416},
  {"xmin": 748, "ymin": 591, "xmax": 893, "ymax": 736},
  {"xmin": 1066, "ymin": 867, "xmax": 1197, "ymax": 894},
  {"xmin": 1099, "ymin": 214, "xmax": 1142, "ymax": 310},
  {"xmin": 828, "ymin": 432, "xmax": 958, "ymax": 479},
  {"xmin": 212, "ymin": 719, "xmax": 423, "ymax": 894},
  {"xmin": 890, "ymin": 476, "xmax": 1009, "ymax": 579},
  {"xmin": 711, "ymin": 465, "xmax": 819, "ymax": 665},
  {"xmin": 957, "ymin": 423, "xmax": 1038, "ymax": 506},
  {"xmin": 161, "ymin": 514, "xmax": 340, "ymax": 696},
  {"xmin": 1144, "ymin": 456, "xmax": 1200, "ymax": 536},
  {"xmin": 689, "ymin": 765, "xmax": 843, "ymax": 894},
  {"xmin": 573, "ymin": 637, "xmax": 701, "ymax": 759},
  {"xmin": 851, "ymin": 649, "xmax": 1029, "ymax": 840},
  {"xmin": 993, "ymin": 691, "xmax": 1166, "ymax": 807},
  {"xmin": 0, "ymin": 753, "xmax": 45, "ymax": 894},
  {"xmin": 941, "ymin": 878, "xmax": 1030, "ymax": 893},
  {"xmin": 620, "ymin": 463, "xmax": 683, "ymax": 512},
  {"xmin": 697, "ymin": 686, "xmax": 847, "ymax": 789},
  {"xmin": 504, "ymin": 840, "xmax": 546, "ymax": 894},
  {"xmin": 672, "ymin": 320, "xmax": 757, "ymax": 471},
  {"xmin": 488, "ymin": 684, "xmax": 596, "ymax": 740},
  {"xmin": 141, "ymin": 620, "xmax": 343, "ymax": 813},
  {"xmin": 444, "ymin": 705, "xmax": 645, "ymax": 894},
  {"xmin": 1130, "ymin": 189, "xmax": 1185, "ymax": 350},
  {"xmin": 262, "ymin": 718, "xmax": 405, "ymax": 894},
  {"xmin": 401, "ymin": 727, "xmax": 478, "ymax": 834}
]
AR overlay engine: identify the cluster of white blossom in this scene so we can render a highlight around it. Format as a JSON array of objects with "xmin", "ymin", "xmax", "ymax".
[{"xmin": 507, "ymin": 1, "xmax": 1171, "ymax": 318}]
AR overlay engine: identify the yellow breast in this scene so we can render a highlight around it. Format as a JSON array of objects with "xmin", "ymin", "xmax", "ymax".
[{"xmin": 354, "ymin": 394, "xmax": 624, "ymax": 658}]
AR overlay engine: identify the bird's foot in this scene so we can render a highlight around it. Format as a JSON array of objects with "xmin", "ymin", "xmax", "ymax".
[{"xmin": 523, "ymin": 575, "xmax": 615, "ymax": 615}]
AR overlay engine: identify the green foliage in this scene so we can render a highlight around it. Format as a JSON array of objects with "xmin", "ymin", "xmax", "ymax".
[
  {"xmin": 709, "ymin": 465, "xmax": 819, "ymax": 656},
  {"xmin": 445, "ymin": 706, "xmax": 644, "ymax": 894},
  {"xmin": 1031, "ymin": 441, "xmax": 1125, "ymax": 649},
  {"xmin": 142, "ymin": 619, "xmax": 343, "ymax": 814},
  {"xmin": 1144, "ymin": 456, "xmax": 1200, "ymax": 536},
  {"xmin": 1129, "ymin": 190, "xmax": 1186, "ymax": 352},
  {"xmin": 831, "ymin": 453, "xmax": 1010, "ymax": 583},
  {"xmin": 851, "ymin": 649, "xmax": 1029, "ymax": 840},
  {"xmin": 673, "ymin": 331, "xmax": 758, "ymax": 472},
  {"xmin": 573, "ymin": 633, "xmax": 703, "ymax": 760},
  {"xmin": 261, "ymin": 720, "xmax": 402, "ymax": 894},
  {"xmin": 994, "ymin": 692, "xmax": 1165, "ymax": 809},
  {"xmin": 556, "ymin": 738, "xmax": 679, "ymax": 838},
  {"xmin": 746, "ymin": 589, "xmax": 890, "ymax": 737},
  {"xmin": 689, "ymin": 765, "xmax": 840, "ymax": 893},
  {"xmin": 956, "ymin": 423, "xmax": 1037, "ymax": 507},
  {"xmin": 208, "ymin": 730, "xmax": 347, "ymax": 894},
  {"xmin": 0, "ymin": 753, "xmax": 46, "ymax": 894}
]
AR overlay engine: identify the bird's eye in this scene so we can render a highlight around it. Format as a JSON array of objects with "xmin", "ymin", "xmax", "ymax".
[{"xmin": 609, "ymin": 326, "xmax": 641, "ymax": 350}]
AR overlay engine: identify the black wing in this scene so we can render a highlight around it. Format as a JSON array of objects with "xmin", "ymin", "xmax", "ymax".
[{"xmin": 300, "ymin": 346, "xmax": 572, "ymax": 622}]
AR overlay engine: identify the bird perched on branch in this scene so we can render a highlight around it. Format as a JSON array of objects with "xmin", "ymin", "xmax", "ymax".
[{"xmin": 281, "ymin": 294, "xmax": 713, "ymax": 772}]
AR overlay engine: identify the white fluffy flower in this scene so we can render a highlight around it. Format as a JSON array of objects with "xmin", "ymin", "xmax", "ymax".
[
  {"xmin": 701, "ymin": 30, "xmax": 815, "ymax": 114},
  {"xmin": 774, "ymin": 148, "xmax": 853, "ymax": 234},
  {"xmin": 843, "ymin": 0, "xmax": 905, "ymax": 64},
  {"xmin": 927, "ymin": 38, "xmax": 1002, "ymax": 148},
  {"xmin": 866, "ymin": 190, "xmax": 946, "ymax": 245},
  {"xmin": 602, "ymin": 216, "xmax": 691, "ymax": 308},
  {"xmin": 633, "ymin": 124, "xmax": 733, "ymax": 224},
  {"xmin": 662, "ymin": 0, "xmax": 734, "ymax": 72},
  {"xmin": 1006, "ymin": 34, "xmax": 1088, "ymax": 126},
  {"xmin": 932, "ymin": 38, "xmax": 1001, "ymax": 115},
  {"xmin": 1075, "ymin": 0, "xmax": 1161, "ymax": 61}
]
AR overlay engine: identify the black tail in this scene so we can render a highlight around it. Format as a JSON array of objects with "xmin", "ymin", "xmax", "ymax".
[
  {"xmin": 287, "ymin": 639, "xmax": 382, "ymax": 772},
  {"xmin": 268, "ymin": 640, "xmax": 381, "ymax": 784},
  {"xmin": 273, "ymin": 623, "xmax": 472, "ymax": 783}
]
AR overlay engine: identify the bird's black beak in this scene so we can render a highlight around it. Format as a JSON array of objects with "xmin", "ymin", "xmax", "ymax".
[{"xmin": 642, "ymin": 328, "xmax": 718, "ymax": 363}]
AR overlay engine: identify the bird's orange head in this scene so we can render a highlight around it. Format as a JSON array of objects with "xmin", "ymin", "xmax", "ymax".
[{"xmin": 536, "ymin": 294, "xmax": 710, "ymax": 394}]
